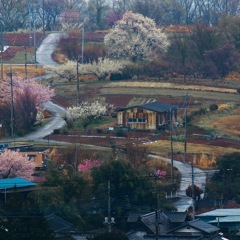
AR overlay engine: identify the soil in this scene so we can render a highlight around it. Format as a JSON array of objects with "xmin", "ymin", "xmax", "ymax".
[{"xmin": 46, "ymin": 128, "xmax": 240, "ymax": 151}]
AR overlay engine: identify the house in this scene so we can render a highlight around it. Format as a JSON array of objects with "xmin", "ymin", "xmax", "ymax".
[
  {"xmin": 127, "ymin": 211, "xmax": 190, "ymax": 235},
  {"xmin": 0, "ymin": 177, "xmax": 36, "ymax": 203},
  {"xmin": 8, "ymin": 145, "xmax": 49, "ymax": 170},
  {"xmin": 167, "ymin": 219, "xmax": 220, "ymax": 238},
  {"xmin": 46, "ymin": 214, "xmax": 76, "ymax": 238},
  {"xmin": 196, "ymin": 209, "xmax": 240, "ymax": 222},
  {"xmin": 127, "ymin": 211, "xmax": 225, "ymax": 240},
  {"xmin": 117, "ymin": 101, "xmax": 178, "ymax": 130},
  {"xmin": 196, "ymin": 209, "xmax": 240, "ymax": 235}
]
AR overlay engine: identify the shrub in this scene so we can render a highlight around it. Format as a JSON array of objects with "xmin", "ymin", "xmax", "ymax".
[
  {"xmin": 115, "ymin": 128, "xmax": 125, "ymax": 137},
  {"xmin": 110, "ymin": 72, "xmax": 132, "ymax": 81},
  {"xmin": 209, "ymin": 104, "xmax": 218, "ymax": 111}
]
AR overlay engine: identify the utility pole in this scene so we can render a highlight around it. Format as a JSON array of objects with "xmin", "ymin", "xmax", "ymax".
[
  {"xmin": 104, "ymin": 180, "xmax": 115, "ymax": 232},
  {"xmin": 191, "ymin": 159, "xmax": 195, "ymax": 220},
  {"xmin": 76, "ymin": 19, "xmax": 85, "ymax": 105},
  {"xmin": 9, "ymin": 67, "xmax": 15, "ymax": 150},
  {"xmin": 24, "ymin": 46, "xmax": 28, "ymax": 79},
  {"xmin": 33, "ymin": 4, "xmax": 37, "ymax": 64},
  {"xmin": 155, "ymin": 193, "xmax": 160, "ymax": 240},
  {"xmin": 42, "ymin": 0, "xmax": 45, "ymax": 36},
  {"xmin": 76, "ymin": 56, "xmax": 79, "ymax": 104},
  {"xmin": 0, "ymin": 23, "xmax": 4, "ymax": 81},
  {"xmin": 184, "ymin": 91, "xmax": 188, "ymax": 163},
  {"xmin": 81, "ymin": 19, "xmax": 85, "ymax": 65},
  {"xmin": 170, "ymin": 108, "xmax": 174, "ymax": 180}
]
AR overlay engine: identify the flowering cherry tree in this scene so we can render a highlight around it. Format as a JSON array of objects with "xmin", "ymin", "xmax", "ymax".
[
  {"xmin": 78, "ymin": 159, "xmax": 101, "ymax": 172},
  {"xmin": 0, "ymin": 76, "xmax": 55, "ymax": 106},
  {"xmin": 0, "ymin": 76, "xmax": 55, "ymax": 134},
  {"xmin": 0, "ymin": 149, "xmax": 35, "ymax": 180},
  {"xmin": 104, "ymin": 11, "xmax": 170, "ymax": 62}
]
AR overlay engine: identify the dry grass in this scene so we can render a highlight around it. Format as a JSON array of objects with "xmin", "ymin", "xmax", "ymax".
[
  {"xmin": 107, "ymin": 81, "xmax": 237, "ymax": 93},
  {"xmin": 193, "ymin": 105, "xmax": 240, "ymax": 137},
  {"xmin": 211, "ymin": 115, "xmax": 240, "ymax": 135},
  {"xmin": 148, "ymin": 140, "xmax": 239, "ymax": 156},
  {"xmin": 3, "ymin": 65, "xmax": 45, "ymax": 79}
]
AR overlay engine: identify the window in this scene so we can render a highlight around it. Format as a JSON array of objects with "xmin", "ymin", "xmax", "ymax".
[
  {"xmin": 138, "ymin": 118, "xmax": 146, "ymax": 123},
  {"xmin": 128, "ymin": 118, "xmax": 146, "ymax": 123},
  {"xmin": 128, "ymin": 118, "xmax": 137, "ymax": 123}
]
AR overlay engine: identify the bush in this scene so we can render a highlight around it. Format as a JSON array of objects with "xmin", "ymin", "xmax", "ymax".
[
  {"xmin": 115, "ymin": 128, "xmax": 125, "ymax": 137},
  {"xmin": 209, "ymin": 104, "xmax": 218, "ymax": 111},
  {"xmin": 96, "ymin": 128, "xmax": 103, "ymax": 134},
  {"xmin": 110, "ymin": 73, "xmax": 132, "ymax": 81}
]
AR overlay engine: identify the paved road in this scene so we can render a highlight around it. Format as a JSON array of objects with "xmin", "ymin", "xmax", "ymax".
[
  {"xmin": 20, "ymin": 32, "xmax": 67, "ymax": 141},
  {"xmin": 149, "ymin": 154, "xmax": 206, "ymax": 212},
  {"xmin": 17, "ymin": 101, "xmax": 66, "ymax": 141},
  {"xmin": 36, "ymin": 32, "xmax": 64, "ymax": 66}
]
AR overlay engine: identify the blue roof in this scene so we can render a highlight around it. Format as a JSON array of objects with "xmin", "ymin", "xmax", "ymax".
[{"xmin": 0, "ymin": 177, "xmax": 36, "ymax": 190}]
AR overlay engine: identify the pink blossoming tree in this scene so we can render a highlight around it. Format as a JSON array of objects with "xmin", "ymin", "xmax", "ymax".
[
  {"xmin": 0, "ymin": 149, "xmax": 35, "ymax": 180},
  {"xmin": 78, "ymin": 159, "xmax": 101, "ymax": 172},
  {"xmin": 0, "ymin": 76, "xmax": 55, "ymax": 135}
]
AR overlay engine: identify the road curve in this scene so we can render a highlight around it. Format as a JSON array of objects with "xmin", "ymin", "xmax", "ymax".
[
  {"xmin": 36, "ymin": 32, "xmax": 64, "ymax": 66},
  {"xmin": 148, "ymin": 154, "xmax": 206, "ymax": 212}
]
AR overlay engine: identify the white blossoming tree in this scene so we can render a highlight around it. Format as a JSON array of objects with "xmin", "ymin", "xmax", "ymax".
[
  {"xmin": 46, "ymin": 60, "xmax": 77, "ymax": 82},
  {"xmin": 46, "ymin": 58, "xmax": 125, "ymax": 82},
  {"xmin": 104, "ymin": 11, "xmax": 170, "ymax": 62},
  {"xmin": 63, "ymin": 100, "xmax": 114, "ymax": 129},
  {"xmin": 81, "ymin": 57, "xmax": 125, "ymax": 81}
]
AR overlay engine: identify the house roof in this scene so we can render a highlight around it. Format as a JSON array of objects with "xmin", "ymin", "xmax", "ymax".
[
  {"xmin": 0, "ymin": 177, "xmax": 36, "ymax": 190},
  {"xmin": 164, "ymin": 212, "xmax": 188, "ymax": 223},
  {"xmin": 46, "ymin": 214, "xmax": 75, "ymax": 234},
  {"xmin": 209, "ymin": 216, "xmax": 240, "ymax": 223},
  {"xmin": 196, "ymin": 209, "xmax": 240, "ymax": 217},
  {"xmin": 141, "ymin": 211, "xmax": 171, "ymax": 234},
  {"xmin": 119, "ymin": 101, "xmax": 178, "ymax": 113},
  {"xmin": 168, "ymin": 219, "xmax": 220, "ymax": 234}
]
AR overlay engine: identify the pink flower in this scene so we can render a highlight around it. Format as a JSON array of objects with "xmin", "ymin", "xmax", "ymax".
[{"xmin": 78, "ymin": 159, "xmax": 100, "ymax": 172}]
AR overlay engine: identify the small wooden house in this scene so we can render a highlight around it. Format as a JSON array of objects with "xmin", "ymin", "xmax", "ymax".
[{"xmin": 117, "ymin": 101, "xmax": 178, "ymax": 130}]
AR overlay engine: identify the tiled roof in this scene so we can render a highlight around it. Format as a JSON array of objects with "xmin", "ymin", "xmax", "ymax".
[
  {"xmin": 189, "ymin": 219, "xmax": 219, "ymax": 233},
  {"xmin": 141, "ymin": 211, "xmax": 171, "ymax": 234},
  {"xmin": 164, "ymin": 212, "xmax": 188, "ymax": 223},
  {"xmin": 46, "ymin": 214, "xmax": 75, "ymax": 234},
  {"xmin": 168, "ymin": 219, "xmax": 219, "ymax": 234}
]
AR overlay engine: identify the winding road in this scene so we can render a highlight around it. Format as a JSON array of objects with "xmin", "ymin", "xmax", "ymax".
[
  {"xmin": 17, "ymin": 33, "xmax": 67, "ymax": 141},
  {"xmin": 149, "ymin": 155, "xmax": 206, "ymax": 212}
]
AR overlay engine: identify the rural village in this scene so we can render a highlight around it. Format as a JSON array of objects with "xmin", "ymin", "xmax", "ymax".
[{"xmin": 0, "ymin": 0, "xmax": 240, "ymax": 239}]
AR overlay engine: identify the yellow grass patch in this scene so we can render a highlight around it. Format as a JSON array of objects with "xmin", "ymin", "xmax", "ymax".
[
  {"xmin": 148, "ymin": 140, "xmax": 240, "ymax": 158},
  {"xmin": 108, "ymin": 81, "xmax": 236, "ymax": 93},
  {"xmin": 211, "ymin": 115, "xmax": 240, "ymax": 135},
  {"xmin": 3, "ymin": 65, "xmax": 45, "ymax": 79}
]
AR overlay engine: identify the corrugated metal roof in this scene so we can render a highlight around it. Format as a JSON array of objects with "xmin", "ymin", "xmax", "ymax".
[
  {"xmin": 134, "ymin": 101, "xmax": 178, "ymax": 113},
  {"xmin": 196, "ymin": 209, "xmax": 240, "ymax": 217},
  {"xmin": 0, "ymin": 177, "xmax": 36, "ymax": 190},
  {"xmin": 209, "ymin": 216, "xmax": 240, "ymax": 223}
]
